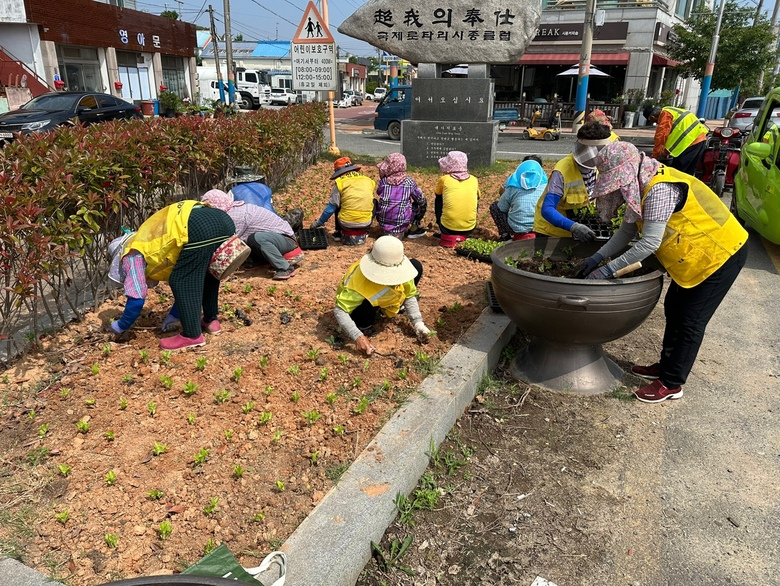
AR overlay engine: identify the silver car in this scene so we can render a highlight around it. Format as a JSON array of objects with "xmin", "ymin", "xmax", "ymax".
[{"xmin": 728, "ymin": 97, "xmax": 764, "ymax": 131}]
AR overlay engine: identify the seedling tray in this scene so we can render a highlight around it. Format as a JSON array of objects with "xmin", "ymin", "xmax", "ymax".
[
  {"xmin": 297, "ymin": 228, "xmax": 328, "ymax": 250},
  {"xmin": 455, "ymin": 247, "xmax": 492, "ymax": 264},
  {"xmin": 486, "ymin": 281, "xmax": 503, "ymax": 313}
]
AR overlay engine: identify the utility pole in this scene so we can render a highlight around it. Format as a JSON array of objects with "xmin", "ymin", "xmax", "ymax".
[
  {"xmin": 223, "ymin": 0, "xmax": 236, "ymax": 105},
  {"xmin": 696, "ymin": 0, "xmax": 726, "ymax": 119},
  {"xmin": 208, "ymin": 5, "xmax": 226, "ymax": 103},
  {"xmin": 572, "ymin": 0, "xmax": 596, "ymax": 133},
  {"xmin": 321, "ymin": 0, "xmax": 339, "ymax": 155}
]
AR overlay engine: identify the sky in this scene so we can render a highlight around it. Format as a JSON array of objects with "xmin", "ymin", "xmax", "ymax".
[{"xmin": 138, "ymin": 0, "xmax": 378, "ymax": 57}]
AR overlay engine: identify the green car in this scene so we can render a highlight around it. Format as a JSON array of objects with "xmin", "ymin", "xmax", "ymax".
[{"xmin": 733, "ymin": 88, "xmax": 780, "ymax": 243}]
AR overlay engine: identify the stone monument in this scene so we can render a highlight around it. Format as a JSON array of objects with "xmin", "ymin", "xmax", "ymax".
[{"xmin": 339, "ymin": 0, "xmax": 542, "ymax": 167}]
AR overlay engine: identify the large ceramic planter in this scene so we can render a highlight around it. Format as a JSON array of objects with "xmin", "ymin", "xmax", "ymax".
[{"xmin": 491, "ymin": 238, "xmax": 664, "ymax": 394}]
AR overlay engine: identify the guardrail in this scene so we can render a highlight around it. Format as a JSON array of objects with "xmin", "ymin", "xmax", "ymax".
[{"xmin": 495, "ymin": 100, "xmax": 627, "ymax": 127}]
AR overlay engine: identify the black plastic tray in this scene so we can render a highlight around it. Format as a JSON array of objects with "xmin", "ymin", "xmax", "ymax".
[
  {"xmin": 455, "ymin": 247, "xmax": 492, "ymax": 264},
  {"xmin": 296, "ymin": 227, "xmax": 328, "ymax": 250},
  {"xmin": 486, "ymin": 281, "xmax": 503, "ymax": 313}
]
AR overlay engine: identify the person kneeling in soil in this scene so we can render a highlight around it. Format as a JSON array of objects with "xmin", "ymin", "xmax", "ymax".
[
  {"xmin": 107, "ymin": 201, "xmax": 235, "ymax": 350},
  {"xmin": 434, "ymin": 150, "xmax": 480, "ymax": 238},
  {"xmin": 490, "ymin": 155, "xmax": 548, "ymax": 240},
  {"xmin": 334, "ymin": 236, "xmax": 431, "ymax": 356},
  {"xmin": 534, "ymin": 122, "xmax": 612, "ymax": 241},
  {"xmin": 201, "ymin": 189, "xmax": 302, "ymax": 280},
  {"xmin": 375, "ymin": 153, "xmax": 428, "ymax": 239},
  {"xmin": 310, "ymin": 157, "xmax": 376, "ymax": 245},
  {"xmin": 576, "ymin": 141, "xmax": 748, "ymax": 403}
]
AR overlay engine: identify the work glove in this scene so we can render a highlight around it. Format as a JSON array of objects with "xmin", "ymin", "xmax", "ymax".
[
  {"xmin": 413, "ymin": 321, "xmax": 431, "ymax": 337},
  {"xmin": 570, "ymin": 222, "xmax": 596, "ymax": 242},
  {"xmin": 109, "ymin": 321, "xmax": 125, "ymax": 335},
  {"xmin": 161, "ymin": 313, "xmax": 181, "ymax": 332},
  {"xmin": 573, "ymin": 253, "xmax": 603, "ymax": 278},
  {"xmin": 310, "ymin": 220, "xmax": 323, "ymax": 229},
  {"xmin": 585, "ymin": 265, "xmax": 613, "ymax": 280}
]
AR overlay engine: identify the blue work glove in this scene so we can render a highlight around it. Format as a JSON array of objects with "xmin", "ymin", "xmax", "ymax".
[
  {"xmin": 161, "ymin": 313, "xmax": 181, "ymax": 332},
  {"xmin": 573, "ymin": 253, "xmax": 603, "ymax": 278},
  {"xmin": 109, "ymin": 321, "xmax": 125, "ymax": 335},
  {"xmin": 586, "ymin": 265, "xmax": 613, "ymax": 280},
  {"xmin": 570, "ymin": 222, "xmax": 596, "ymax": 242}
]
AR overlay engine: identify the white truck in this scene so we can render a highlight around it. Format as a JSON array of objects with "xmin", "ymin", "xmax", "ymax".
[{"xmin": 197, "ymin": 66, "xmax": 272, "ymax": 109}]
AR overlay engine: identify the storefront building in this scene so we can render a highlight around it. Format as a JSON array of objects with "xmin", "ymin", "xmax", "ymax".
[{"xmin": 1, "ymin": 0, "xmax": 196, "ymax": 104}]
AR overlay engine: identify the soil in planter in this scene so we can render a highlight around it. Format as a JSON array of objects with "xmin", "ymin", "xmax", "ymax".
[{"xmin": 504, "ymin": 253, "xmax": 659, "ymax": 278}]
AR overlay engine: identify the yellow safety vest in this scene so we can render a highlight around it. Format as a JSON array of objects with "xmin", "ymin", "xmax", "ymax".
[
  {"xmin": 335, "ymin": 174, "xmax": 376, "ymax": 225},
  {"xmin": 533, "ymin": 155, "xmax": 589, "ymax": 237},
  {"xmin": 126, "ymin": 200, "xmax": 199, "ymax": 282},
  {"xmin": 640, "ymin": 167, "xmax": 747, "ymax": 288},
  {"xmin": 663, "ymin": 107, "xmax": 708, "ymax": 157},
  {"xmin": 336, "ymin": 260, "xmax": 416, "ymax": 317}
]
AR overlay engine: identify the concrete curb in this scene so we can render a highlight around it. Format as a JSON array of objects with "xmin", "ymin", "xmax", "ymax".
[
  {"xmin": 281, "ymin": 309, "xmax": 515, "ymax": 586},
  {"xmin": 0, "ymin": 558, "xmax": 57, "ymax": 586}
]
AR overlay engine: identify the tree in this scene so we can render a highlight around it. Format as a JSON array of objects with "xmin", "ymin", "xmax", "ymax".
[
  {"xmin": 667, "ymin": 0, "xmax": 777, "ymax": 92},
  {"xmin": 160, "ymin": 10, "xmax": 179, "ymax": 20},
  {"xmin": 234, "ymin": 34, "xmax": 243, "ymax": 41}
]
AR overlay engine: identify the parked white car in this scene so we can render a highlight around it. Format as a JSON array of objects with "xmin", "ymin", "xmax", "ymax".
[
  {"xmin": 269, "ymin": 88, "xmax": 300, "ymax": 106},
  {"xmin": 373, "ymin": 87, "xmax": 387, "ymax": 101},
  {"xmin": 342, "ymin": 90, "xmax": 363, "ymax": 106}
]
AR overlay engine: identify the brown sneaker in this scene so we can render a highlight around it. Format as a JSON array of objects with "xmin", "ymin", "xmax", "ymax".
[{"xmin": 631, "ymin": 363, "xmax": 660, "ymax": 380}]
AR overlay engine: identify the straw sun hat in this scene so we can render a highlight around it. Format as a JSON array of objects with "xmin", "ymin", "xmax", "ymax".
[{"xmin": 359, "ymin": 235, "xmax": 418, "ymax": 286}]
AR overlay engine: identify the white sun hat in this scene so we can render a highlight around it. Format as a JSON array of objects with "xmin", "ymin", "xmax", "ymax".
[{"xmin": 359, "ymin": 235, "xmax": 418, "ymax": 286}]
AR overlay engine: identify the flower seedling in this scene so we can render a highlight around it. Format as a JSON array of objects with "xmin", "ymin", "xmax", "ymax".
[
  {"xmin": 105, "ymin": 534, "xmax": 118, "ymax": 548},
  {"xmin": 105, "ymin": 430, "xmax": 115, "ymax": 441},
  {"xmin": 85, "ymin": 398, "xmax": 96, "ymax": 408},
  {"xmin": 231, "ymin": 367, "xmax": 244, "ymax": 383},
  {"xmin": 325, "ymin": 335, "xmax": 336, "ymax": 346},
  {"xmin": 275, "ymin": 480, "xmax": 285, "ymax": 492},
  {"xmin": 302, "ymin": 410, "xmax": 321, "ymax": 425},
  {"xmin": 338, "ymin": 353, "xmax": 349, "ymax": 365},
  {"xmin": 121, "ymin": 374, "xmax": 133, "ymax": 384},
  {"xmin": 224, "ymin": 429, "xmax": 234, "ymax": 441},
  {"xmin": 57, "ymin": 463, "xmax": 72, "ymax": 477},
  {"xmin": 242, "ymin": 401, "xmax": 255, "ymax": 414},
  {"xmin": 195, "ymin": 356, "xmax": 207, "ymax": 371},
  {"xmin": 310, "ymin": 450, "xmax": 320, "ymax": 464},
  {"xmin": 160, "ymin": 375, "xmax": 173, "ymax": 389},
  {"xmin": 266, "ymin": 285, "xmax": 277, "ymax": 295},
  {"xmin": 203, "ymin": 497, "xmax": 219, "ymax": 515},
  {"xmin": 397, "ymin": 367, "xmax": 408, "ymax": 380},
  {"xmin": 214, "ymin": 389, "xmax": 231, "ymax": 404},
  {"xmin": 158, "ymin": 520, "xmax": 172, "ymax": 540},
  {"xmin": 152, "ymin": 441, "xmax": 168, "ymax": 456},
  {"xmin": 182, "ymin": 381, "xmax": 198, "ymax": 396},
  {"xmin": 55, "ymin": 510, "xmax": 70, "ymax": 525},
  {"xmin": 290, "ymin": 391, "xmax": 300, "ymax": 403},
  {"xmin": 158, "ymin": 293, "xmax": 169, "ymax": 304},
  {"xmin": 147, "ymin": 489, "xmax": 164, "ymax": 500},
  {"xmin": 351, "ymin": 377, "xmax": 362, "ymax": 389},
  {"xmin": 60, "ymin": 388, "xmax": 71, "ymax": 399},
  {"xmin": 306, "ymin": 347, "xmax": 320, "ymax": 361},
  {"xmin": 272, "ymin": 430, "xmax": 284, "ymax": 443},
  {"xmin": 91, "ymin": 363, "xmax": 100, "ymax": 375},
  {"xmin": 105, "ymin": 470, "xmax": 117, "ymax": 485},
  {"xmin": 287, "ymin": 365, "xmax": 300, "ymax": 376},
  {"xmin": 76, "ymin": 419, "xmax": 90, "ymax": 434},
  {"xmin": 118, "ymin": 397, "xmax": 128, "ymax": 410},
  {"xmin": 318, "ymin": 367, "xmax": 328, "ymax": 382},
  {"xmin": 233, "ymin": 464, "xmax": 245, "ymax": 479},
  {"xmin": 138, "ymin": 350, "xmax": 149, "ymax": 364},
  {"xmin": 264, "ymin": 385, "xmax": 274, "ymax": 395},
  {"xmin": 160, "ymin": 350, "xmax": 173, "ymax": 366},
  {"xmin": 204, "ymin": 538, "xmax": 217, "ymax": 554},
  {"xmin": 326, "ymin": 393, "xmax": 337, "ymax": 406},
  {"xmin": 186, "ymin": 413, "xmax": 196, "ymax": 425},
  {"xmin": 252, "ymin": 512, "xmax": 265, "ymax": 522},
  {"xmin": 193, "ymin": 447, "xmax": 210, "ymax": 467},
  {"xmin": 243, "ymin": 284, "xmax": 252, "ymax": 294},
  {"xmin": 102, "ymin": 344, "xmax": 111, "ymax": 357},
  {"xmin": 353, "ymin": 396, "xmax": 369, "ymax": 414},
  {"xmin": 258, "ymin": 411, "xmax": 273, "ymax": 425},
  {"xmin": 38, "ymin": 423, "xmax": 49, "ymax": 438},
  {"xmin": 27, "ymin": 409, "xmax": 36, "ymax": 420},
  {"xmin": 437, "ymin": 316, "xmax": 446, "ymax": 327},
  {"xmin": 147, "ymin": 401, "xmax": 157, "ymax": 417},
  {"xmin": 259, "ymin": 356, "xmax": 269, "ymax": 368},
  {"xmin": 283, "ymin": 288, "xmax": 293, "ymax": 298},
  {"xmin": 363, "ymin": 360, "xmax": 371, "ymax": 371},
  {"xmin": 333, "ymin": 424, "xmax": 345, "ymax": 436}
]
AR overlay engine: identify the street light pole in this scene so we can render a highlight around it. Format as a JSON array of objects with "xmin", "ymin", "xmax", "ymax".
[
  {"xmin": 696, "ymin": 0, "xmax": 726, "ymax": 118},
  {"xmin": 572, "ymin": 0, "xmax": 596, "ymax": 134}
]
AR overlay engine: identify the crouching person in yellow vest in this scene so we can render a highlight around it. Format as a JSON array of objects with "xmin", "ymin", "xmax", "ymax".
[
  {"xmin": 575, "ymin": 142, "xmax": 748, "ymax": 404},
  {"xmin": 107, "ymin": 201, "xmax": 236, "ymax": 351},
  {"xmin": 334, "ymin": 236, "xmax": 432, "ymax": 356},
  {"xmin": 310, "ymin": 157, "xmax": 377, "ymax": 245}
]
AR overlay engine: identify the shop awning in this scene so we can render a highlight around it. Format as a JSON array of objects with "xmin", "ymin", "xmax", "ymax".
[
  {"xmin": 652, "ymin": 54, "xmax": 680, "ymax": 67},
  {"xmin": 519, "ymin": 52, "xmax": 630, "ymax": 65}
]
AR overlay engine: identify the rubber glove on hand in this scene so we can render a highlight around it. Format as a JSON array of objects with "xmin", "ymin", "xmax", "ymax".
[
  {"xmin": 161, "ymin": 313, "xmax": 181, "ymax": 332},
  {"xmin": 573, "ymin": 253, "xmax": 603, "ymax": 278},
  {"xmin": 109, "ymin": 321, "xmax": 125, "ymax": 335},
  {"xmin": 570, "ymin": 222, "xmax": 596, "ymax": 242},
  {"xmin": 310, "ymin": 220, "xmax": 322, "ymax": 229},
  {"xmin": 585, "ymin": 265, "xmax": 613, "ymax": 280},
  {"xmin": 414, "ymin": 321, "xmax": 431, "ymax": 337}
]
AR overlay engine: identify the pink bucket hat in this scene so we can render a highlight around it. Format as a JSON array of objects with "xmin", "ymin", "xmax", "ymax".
[
  {"xmin": 438, "ymin": 151, "xmax": 470, "ymax": 180},
  {"xmin": 201, "ymin": 189, "xmax": 244, "ymax": 212},
  {"xmin": 592, "ymin": 142, "xmax": 660, "ymax": 223},
  {"xmin": 377, "ymin": 153, "xmax": 407, "ymax": 186}
]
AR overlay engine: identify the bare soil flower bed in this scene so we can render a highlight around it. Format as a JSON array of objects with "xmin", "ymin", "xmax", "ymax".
[{"xmin": 0, "ymin": 159, "xmax": 513, "ymax": 584}]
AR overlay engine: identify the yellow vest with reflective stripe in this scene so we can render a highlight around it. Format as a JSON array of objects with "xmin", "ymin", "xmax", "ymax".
[
  {"xmin": 533, "ymin": 154, "xmax": 589, "ymax": 237},
  {"xmin": 335, "ymin": 174, "xmax": 376, "ymax": 225},
  {"xmin": 126, "ymin": 200, "xmax": 199, "ymax": 282},
  {"xmin": 337, "ymin": 260, "xmax": 412, "ymax": 317},
  {"xmin": 663, "ymin": 107, "xmax": 708, "ymax": 157},
  {"xmin": 640, "ymin": 167, "xmax": 747, "ymax": 288}
]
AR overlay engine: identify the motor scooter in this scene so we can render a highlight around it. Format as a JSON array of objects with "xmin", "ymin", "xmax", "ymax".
[{"xmin": 696, "ymin": 126, "xmax": 744, "ymax": 197}]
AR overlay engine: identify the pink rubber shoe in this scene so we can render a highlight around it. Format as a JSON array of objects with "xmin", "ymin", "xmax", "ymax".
[
  {"xmin": 160, "ymin": 334, "xmax": 206, "ymax": 351},
  {"xmin": 201, "ymin": 319, "xmax": 222, "ymax": 335}
]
